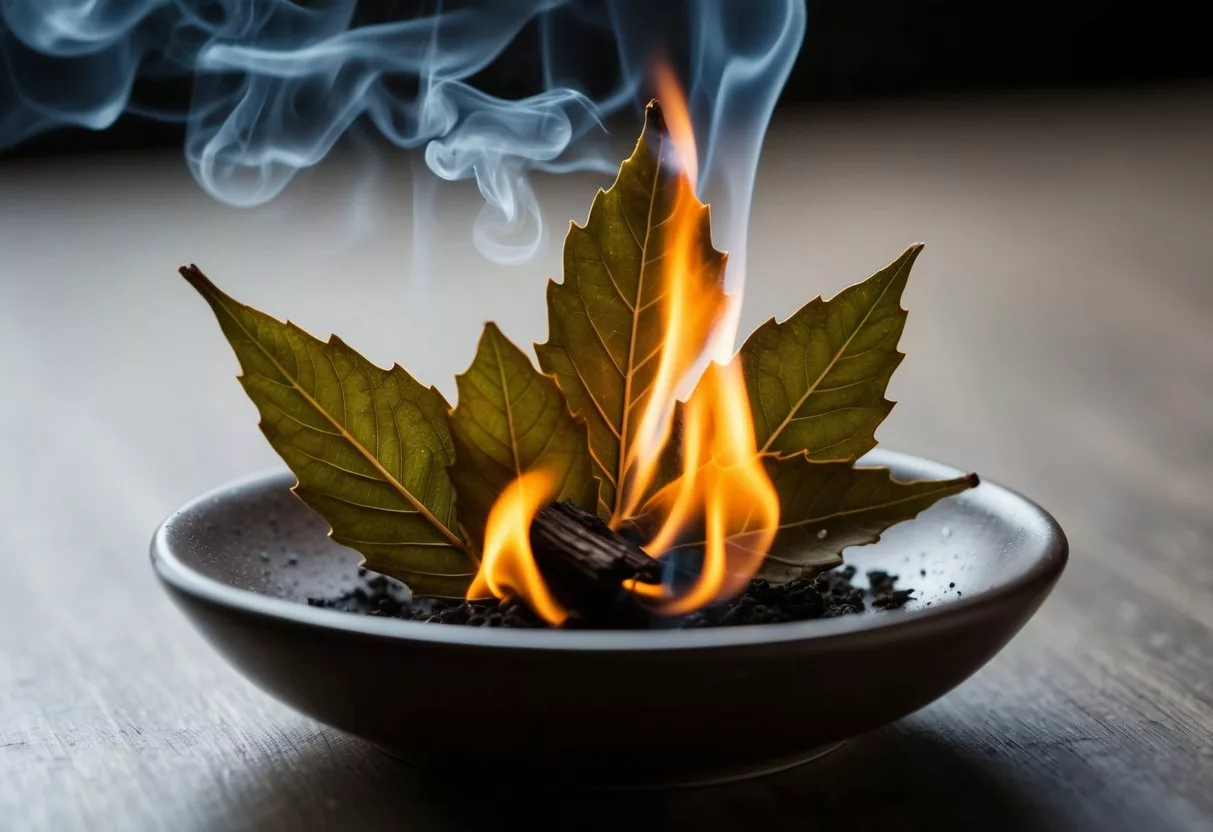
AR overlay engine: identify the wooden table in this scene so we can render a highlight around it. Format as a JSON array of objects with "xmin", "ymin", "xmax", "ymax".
[{"xmin": 2, "ymin": 86, "xmax": 1211, "ymax": 831}]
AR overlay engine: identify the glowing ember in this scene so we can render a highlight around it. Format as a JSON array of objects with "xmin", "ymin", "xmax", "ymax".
[
  {"xmin": 467, "ymin": 469, "xmax": 567, "ymax": 626},
  {"xmin": 472, "ymin": 64, "xmax": 779, "ymax": 621}
]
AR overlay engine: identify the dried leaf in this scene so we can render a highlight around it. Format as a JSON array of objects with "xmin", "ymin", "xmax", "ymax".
[
  {"xmin": 758, "ymin": 455, "xmax": 978, "ymax": 582},
  {"xmin": 448, "ymin": 322, "xmax": 598, "ymax": 548},
  {"xmin": 741, "ymin": 245, "xmax": 921, "ymax": 460},
  {"xmin": 536, "ymin": 101, "xmax": 727, "ymax": 520},
  {"xmin": 182, "ymin": 265, "xmax": 476, "ymax": 597}
]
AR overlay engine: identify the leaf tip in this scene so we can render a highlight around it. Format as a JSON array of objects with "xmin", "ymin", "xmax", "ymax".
[
  {"xmin": 179, "ymin": 263, "xmax": 211, "ymax": 292},
  {"xmin": 964, "ymin": 472, "xmax": 981, "ymax": 488},
  {"xmin": 904, "ymin": 242, "xmax": 926, "ymax": 264},
  {"xmin": 476, "ymin": 321, "xmax": 522, "ymax": 363},
  {"xmin": 643, "ymin": 98, "xmax": 666, "ymax": 133}
]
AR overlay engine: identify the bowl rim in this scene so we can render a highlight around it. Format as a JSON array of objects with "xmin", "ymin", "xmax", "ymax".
[{"xmin": 151, "ymin": 448, "xmax": 1067, "ymax": 653}]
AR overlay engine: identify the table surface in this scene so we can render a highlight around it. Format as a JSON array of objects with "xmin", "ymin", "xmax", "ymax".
[{"xmin": 2, "ymin": 85, "xmax": 1211, "ymax": 831}]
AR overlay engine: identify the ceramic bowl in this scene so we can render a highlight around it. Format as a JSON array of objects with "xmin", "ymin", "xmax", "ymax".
[{"xmin": 151, "ymin": 449, "xmax": 1066, "ymax": 787}]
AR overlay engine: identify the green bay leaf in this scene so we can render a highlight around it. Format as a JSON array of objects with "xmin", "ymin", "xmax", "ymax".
[
  {"xmin": 182, "ymin": 265, "xmax": 476, "ymax": 598},
  {"xmin": 741, "ymin": 244, "xmax": 921, "ymax": 461},
  {"xmin": 448, "ymin": 322, "xmax": 598, "ymax": 548},
  {"xmin": 759, "ymin": 455, "xmax": 978, "ymax": 582},
  {"xmin": 536, "ymin": 100, "xmax": 727, "ymax": 521}
]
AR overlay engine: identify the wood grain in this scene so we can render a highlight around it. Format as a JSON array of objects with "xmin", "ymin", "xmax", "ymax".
[{"xmin": 2, "ymin": 85, "xmax": 1211, "ymax": 831}]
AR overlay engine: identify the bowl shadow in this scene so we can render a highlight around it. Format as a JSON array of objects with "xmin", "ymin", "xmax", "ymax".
[{"xmin": 199, "ymin": 719, "xmax": 1061, "ymax": 832}]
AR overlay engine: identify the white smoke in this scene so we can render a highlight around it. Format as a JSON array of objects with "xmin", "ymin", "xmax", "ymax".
[{"xmin": 1, "ymin": 0, "xmax": 805, "ymax": 268}]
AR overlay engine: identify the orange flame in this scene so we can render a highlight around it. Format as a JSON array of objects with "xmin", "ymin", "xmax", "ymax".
[
  {"xmin": 627, "ymin": 64, "xmax": 780, "ymax": 612},
  {"xmin": 618, "ymin": 62, "xmax": 727, "ymax": 522},
  {"xmin": 619, "ymin": 171, "xmax": 728, "ymax": 522},
  {"xmin": 632, "ymin": 361, "xmax": 780, "ymax": 614},
  {"xmin": 467, "ymin": 469, "xmax": 567, "ymax": 626}
]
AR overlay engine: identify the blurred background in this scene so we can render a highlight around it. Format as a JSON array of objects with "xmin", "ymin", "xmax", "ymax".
[
  {"xmin": 2, "ymin": 0, "xmax": 1208, "ymax": 507},
  {"xmin": 2, "ymin": 2, "xmax": 1212, "ymax": 829}
]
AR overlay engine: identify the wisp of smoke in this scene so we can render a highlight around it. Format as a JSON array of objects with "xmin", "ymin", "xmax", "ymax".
[{"xmin": 0, "ymin": 0, "xmax": 805, "ymax": 274}]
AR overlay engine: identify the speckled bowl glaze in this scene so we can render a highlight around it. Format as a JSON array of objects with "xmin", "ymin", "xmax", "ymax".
[{"xmin": 151, "ymin": 449, "xmax": 1066, "ymax": 788}]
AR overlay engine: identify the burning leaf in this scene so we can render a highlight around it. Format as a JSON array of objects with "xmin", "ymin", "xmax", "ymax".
[
  {"xmin": 536, "ymin": 101, "xmax": 728, "ymax": 522},
  {"xmin": 182, "ymin": 266, "xmax": 476, "ymax": 597},
  {"xmin": 758, "ymin": 455, "xmax": 978, "ymax": 581},
  {"xmin": 636, "ymin": 368, "xmax": 977, "ymax": 586},
  {"xmin": 725, "ymin": 245, "xmax": 976, "ymax": 580},
  {"xmin": 448, "ymin": 322, "xmax": 598, "ymax": 548},
  {"xmin": 741, "ymin": 245, "xmax": 921, "ymax": 461}
]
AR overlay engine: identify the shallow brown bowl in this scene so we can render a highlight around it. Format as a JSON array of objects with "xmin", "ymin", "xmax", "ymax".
[{"xmin": 150, "ymin": 449, "xmax": 1066, "ymax": 788}]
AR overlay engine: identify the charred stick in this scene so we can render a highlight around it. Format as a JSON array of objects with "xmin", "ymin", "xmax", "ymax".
[{"xmin": 528, "ymin": 500, "xmax": 662, "ymax": 626}]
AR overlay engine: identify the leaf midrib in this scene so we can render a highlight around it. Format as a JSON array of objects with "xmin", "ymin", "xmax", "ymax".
[
  {"xmin": 490, "ymin": 332, "xmax": 522, "ymax": 481},
  {"xmin": 207, "ymin": 282, "xmax": 466, "ymax": 553},
  {"xmin": 614, "ymin": 131, "xmax": 666, "ymax": 519}
]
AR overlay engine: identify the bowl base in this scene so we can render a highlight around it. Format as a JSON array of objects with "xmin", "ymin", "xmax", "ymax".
[{"xmin": 371, "ymin": 740, "xmax": 846, "ymax": 790}]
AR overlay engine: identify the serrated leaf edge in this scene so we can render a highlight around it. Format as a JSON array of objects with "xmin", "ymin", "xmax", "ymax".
[{"xmin": 754, "ymin": 243, "xmax": 922, "ymax": 457}]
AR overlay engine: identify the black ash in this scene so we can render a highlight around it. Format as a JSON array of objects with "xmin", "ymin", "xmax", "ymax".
[{"xmin": 307, "ymin": 564, "xmax": 914, "ymax": 630}]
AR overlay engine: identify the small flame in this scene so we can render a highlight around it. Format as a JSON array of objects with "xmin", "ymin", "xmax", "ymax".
[
  {"xmin": 632, "ymin": 361, "xmax": 780, "ymax": 614},
  {"xmin": 467, "ymin": 469, "xmax": 567, "ymax": 626}
]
